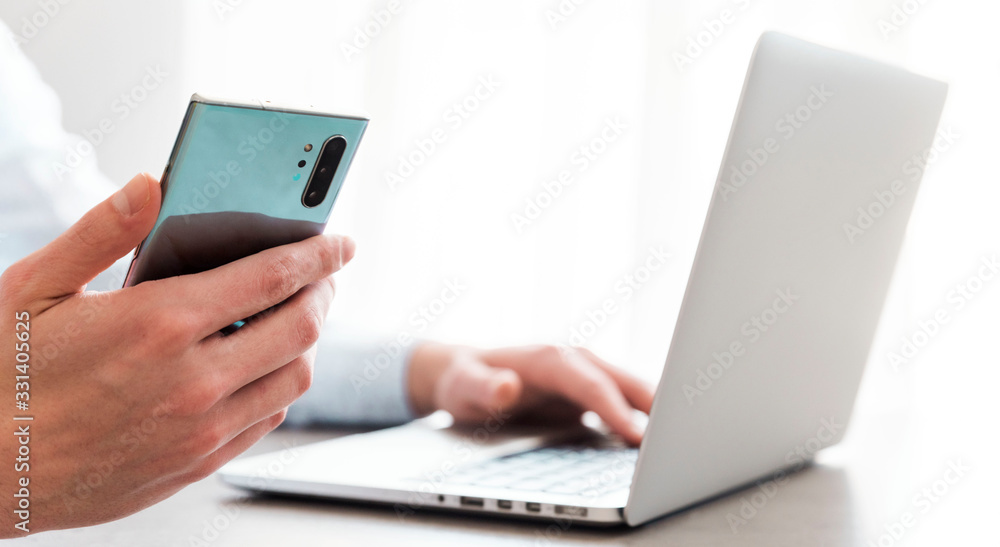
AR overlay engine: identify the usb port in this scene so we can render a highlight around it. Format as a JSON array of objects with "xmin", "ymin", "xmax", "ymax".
[
  {"xmin": 525, "ymin": 502, "xmax": 542, "ymax": 513},
  {"xmin": 497, "ymin": 499, "xmax": 512, "ymax": 510},
  {"xmin": 459, "ymin": 497, "xmax": 484, "ymax": 507},
  {"xmin": 555, "ymin": 505, "xmax": 588, "ymax": 517}
]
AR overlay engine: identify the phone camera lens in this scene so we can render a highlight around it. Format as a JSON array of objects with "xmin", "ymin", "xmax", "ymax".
[{"xmin": 298, "ymin": 160, "xmax": 307, "ymax": 168}]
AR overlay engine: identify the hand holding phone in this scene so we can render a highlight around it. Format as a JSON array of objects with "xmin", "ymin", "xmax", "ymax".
[{"xmin": 0, "ymin": 169, "xmax": 354, "ymax": 535}]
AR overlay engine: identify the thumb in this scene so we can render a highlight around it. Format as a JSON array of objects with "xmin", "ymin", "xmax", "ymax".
[
  {"xmin": 439, "ymin": 358, "xmax": 523, "ymax": 419},
  {"xmin": 28, "ymin": 173, "xmax": 161, "ymax": 297}
]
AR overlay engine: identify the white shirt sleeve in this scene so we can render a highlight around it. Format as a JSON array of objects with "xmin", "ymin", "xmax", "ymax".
[
  {"xmin": 0, "ymin": 23, "xmax": 117, "ymax": 273},
  {"xmin": 285, "ymin": 324, "xmax": 418, "ymax": 427},
  {"xmin": 0, "ymin": 22, "xmax": 417, "ymax": 426}
]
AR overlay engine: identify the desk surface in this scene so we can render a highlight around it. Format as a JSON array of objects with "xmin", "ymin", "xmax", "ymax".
[{"xmin": 10, "ymin": 400, "xmax": 994, "ymax": 547}]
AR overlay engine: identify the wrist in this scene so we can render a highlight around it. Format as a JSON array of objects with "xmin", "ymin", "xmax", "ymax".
[{"xmin": 407, "ymin": 342, "xmax": 465, "ymax": 416}]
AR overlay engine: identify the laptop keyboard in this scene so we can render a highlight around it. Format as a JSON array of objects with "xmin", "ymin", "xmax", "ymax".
[{"xmin": 442, "ymin": 446, "xmax": 638, "ymax": 496}]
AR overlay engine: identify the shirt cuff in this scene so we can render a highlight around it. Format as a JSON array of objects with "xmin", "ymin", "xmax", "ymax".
[{"xmin": 284, "ymin": 325, "xmax": 420, "ymax": 427}]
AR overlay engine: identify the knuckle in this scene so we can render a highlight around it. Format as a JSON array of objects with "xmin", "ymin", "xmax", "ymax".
[
  {"xmin": 579, "ymin": 347, "xmax": 616, "ymax": 372},
  {"xmin": 67, "ymin": 214, "xmax": 103, "ymax": 249},
  {"xmin": 127, "ymin": 305, "xmax": 196, "ymax": 357},
  {"xmin": 291, "ymin": 357, "xmax": 314, "ymax": 396},
  {"xmin": 294, "ymin": 306, "xmax": 324, "ymax": 348},
  {"xmin": 527, "ymin": 346, "xmax": 569, "ymax": 386},
  {"xmin": 151, "ymin": 309, "xmax": 198, "ymax": 348},
  {"xmin": 534, "ymin": 345, "xmax": 566, "ymax": 366},
  {"xmin": 313, "ymin": 237, "xmax": 339, "ymax": 276},
  {"xmin": 258, "ymin": 255, "xmax": 299, "ymax": 303},
  {"xmin": 172, "ymin": 376, "xmax": 224, "ymax": 416},
  {"xmin": 270, "ymin": 408, "xmax": 289, "ymax": 429},
  {"xmin": 320, "ymin": 275, "xmax": 336, "ymax": 300},
  {"xmin": 189, "ymin": 424, "xmax": 227, "ymax": 456}
]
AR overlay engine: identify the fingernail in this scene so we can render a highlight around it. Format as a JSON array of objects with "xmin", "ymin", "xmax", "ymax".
[{"xmin": 112, "ymin": 173, "xmax": 151, "ymax": 217}]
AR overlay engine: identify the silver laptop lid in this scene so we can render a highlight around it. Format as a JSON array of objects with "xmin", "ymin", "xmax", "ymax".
[{"xmin": 626, "ymin": 32, "xmax": 947, "ymax": 525}]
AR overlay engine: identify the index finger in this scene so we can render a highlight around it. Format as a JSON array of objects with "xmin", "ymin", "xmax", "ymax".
[
  {"xmin": 578, "ymin": 348, "xmax": 656, "ymax": 414},
  {"xmin": 557, "ymin": 349, "xmax": 646, "ymax": 445},
  {"xmin": 508, "ymin": 348, "xmax": 645, "ymax": 445},
  {"xmin": 163, "ymin": 233, "xmax": 355, "ymax": 337}
]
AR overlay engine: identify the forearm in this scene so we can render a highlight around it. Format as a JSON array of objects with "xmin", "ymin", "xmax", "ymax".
[{"xmin": 406, "ymin": 342, "xmax": 472, "ymax": 416}]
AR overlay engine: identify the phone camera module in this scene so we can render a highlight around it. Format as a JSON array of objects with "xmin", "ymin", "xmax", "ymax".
[{"xmin": 301, "ymin": 136, "xmax": 347, "ymax": 208}]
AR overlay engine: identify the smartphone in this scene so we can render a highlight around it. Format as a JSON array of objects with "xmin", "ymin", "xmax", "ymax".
[{"xmin": 123, "ymin": 94, "xmax": 368, "ymax": 287}]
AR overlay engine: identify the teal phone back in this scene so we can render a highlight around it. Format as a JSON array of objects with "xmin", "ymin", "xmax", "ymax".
[{"xmin": 124, "ymin": 99, "xmax": 367, "ymax": 287}]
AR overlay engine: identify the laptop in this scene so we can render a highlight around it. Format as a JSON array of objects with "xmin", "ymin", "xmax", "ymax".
[{"xmin": 218, "ymin": 32, "xmax": 948, "ymax": 527}]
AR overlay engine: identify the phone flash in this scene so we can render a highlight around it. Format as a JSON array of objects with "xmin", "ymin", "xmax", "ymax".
[{"xmin": 304, "ymin": 144, "xmax": 313, "ymax": 152}]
